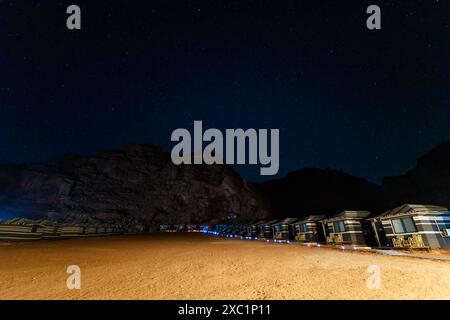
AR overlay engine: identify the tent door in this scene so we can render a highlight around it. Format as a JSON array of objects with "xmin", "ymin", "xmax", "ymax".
[{"xmin": 373, "ymin": 221, "xmax": 388, "ymax": 247}]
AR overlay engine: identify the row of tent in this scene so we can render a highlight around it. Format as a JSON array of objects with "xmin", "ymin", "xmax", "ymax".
[
  {"xmin": 0, "ymin": 218, "xmax": 123, "ymax": 241},
  {"xmin": 199, "ymin": 204, "xmax": 450, "ymax": 249},
  {"xmin": 159, "ymin": 223, "xmax": 203, "ymax": 233}
]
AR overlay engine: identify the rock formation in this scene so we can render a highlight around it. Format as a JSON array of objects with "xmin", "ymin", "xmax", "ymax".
[
  {"xmin": 0, "ymin": 144, "xmax": 271, "ymax": 231},
  {"xmin": 259, "ymin": 142, "xmax": 450, "ymax": 218},
  {"xmin": 381, "ymin": 141, "xmax": 450, "ymax": 209},
  {"xmin": 0, "ymin": 142, "xmax": 447, "ymax": 229},
  {"xmin": 258, "ymin": 168, "xmax": 382, "ymax": 219}
]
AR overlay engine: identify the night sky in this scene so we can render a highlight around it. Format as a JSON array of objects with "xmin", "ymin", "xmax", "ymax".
[{"xmin": 0, "ymin": 0, "xmax": 448, "ymax": 183}]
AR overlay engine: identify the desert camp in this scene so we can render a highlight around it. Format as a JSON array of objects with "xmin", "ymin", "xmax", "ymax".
[
  {"xmin": 3, "ymin": 204, "xmax": 450, "ymax": 251},
  {"xmin": 0, "ymin": 218, "xmax": 43, "ymax": 241},
  {"xmin": 1, "ymin": 204, "xmax": 450, "ymax": 300},
  {"xmin": 247, "ymin": 220, "xmax": 266, "ymax": 239},
  {"xmin": 257, "ymin": 220, "xmax": 279, "ymax": 240},
  {"xmin": 272, "ymin": 218, "xmax": 298, "ymax": 242},
  {"xmin": 0, "ymin": 0, "xmax": 448, "ymax": 303},
  {"xmin": 293, "ymin": 215, "xmax": 325, "ymax": 243},
  {"xmin": 322, "ymin": 211, "xmax": 372, "ymax": 246},
  {"xmin": 370, "ymin": 204, "xmax": 450, "ymax": 249},
  {"xmin": 37, "ymin": 220, "xmax": 61, "ymax": 240}
]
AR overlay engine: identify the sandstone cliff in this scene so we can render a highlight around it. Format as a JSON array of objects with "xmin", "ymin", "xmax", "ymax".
[{"xmin": 0, "ymin": 144, "xmax": 271, "ymax": 231}]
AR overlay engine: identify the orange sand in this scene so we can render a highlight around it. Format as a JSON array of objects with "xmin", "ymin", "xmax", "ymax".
[{"xmin": 0, "ymin": 233, "xmax": 449, "ymax": 300}]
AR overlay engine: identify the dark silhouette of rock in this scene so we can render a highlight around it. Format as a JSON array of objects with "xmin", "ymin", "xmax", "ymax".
[
  {"xmin": 0, "ymin": 142, "xmax": 448, "ymax": 229},
  {"xmin": 258, "ymin": 168, "xmax": 382, "ymax": 219},
  {"xmin": 0, "ymin": 144, "xmax": 271, "ymax": 231},
  {"xmin": 258, "ymin": 142, "xmax": 449, "ymax": 218},
  {"xmin": 381, "ymin": 141, "xmax": 450, "ymax": 209}
]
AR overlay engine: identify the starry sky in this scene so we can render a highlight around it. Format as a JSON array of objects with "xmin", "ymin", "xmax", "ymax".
[{"xmin": 0, "ymin": 0, "xmax": 448, "ymax": 183}]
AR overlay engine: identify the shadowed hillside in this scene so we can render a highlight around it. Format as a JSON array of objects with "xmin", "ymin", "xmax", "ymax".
[
  {"xmin": 258, "ymin": 142, "xmax": 450, "ymax": 218},
  {"xmin": 258, "ymin": 168, "xmax": 382, "ymax": 219},
  {"xmin": 0, "ymin": 142, "xmax": 448, "ymax": 226},
  {"xmin": 381, "ymin": 141, "xmax": 450, "ymax": 209}
]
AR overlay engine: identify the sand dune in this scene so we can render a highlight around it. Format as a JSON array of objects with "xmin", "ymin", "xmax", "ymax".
[{"xmin": 0, "ymin": 233, "xmax": 449, "ymax": 300}]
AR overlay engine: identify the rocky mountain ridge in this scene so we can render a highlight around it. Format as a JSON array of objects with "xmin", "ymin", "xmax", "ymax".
[{"xmin": 0, "ymin": 144, "xmax": 271, "ymax": 231}]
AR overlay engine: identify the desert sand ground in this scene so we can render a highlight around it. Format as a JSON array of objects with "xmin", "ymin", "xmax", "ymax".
[{"xmin": 0, "ymin": 233, "xmax": 449, "ymax": 300}]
